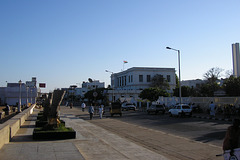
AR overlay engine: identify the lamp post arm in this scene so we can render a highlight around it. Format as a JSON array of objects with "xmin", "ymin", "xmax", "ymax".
[{"xmin": 166, "ymin": 47, "xmax": 182, "ymax": 104}]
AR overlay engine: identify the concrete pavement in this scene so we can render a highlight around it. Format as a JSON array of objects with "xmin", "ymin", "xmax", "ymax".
[
  {"xmin": 0, "ymin": 106, "xmax": 225, "ymax": 160},
  {"xmin": 0, "ymin": 107, "xmax": 167, "ymax": 160}
]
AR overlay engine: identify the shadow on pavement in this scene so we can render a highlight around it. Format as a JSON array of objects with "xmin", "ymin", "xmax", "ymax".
[
  {"xmin": 11, "ymin": 135, "xmax": 34, "ymax": 142},
  {"xmin": 194, "ymin": 130, "xmax": 226, "ymax": 143},
  {"xmin": 20, "ymin": 125, "xmax": 35, "ymax": 128}
]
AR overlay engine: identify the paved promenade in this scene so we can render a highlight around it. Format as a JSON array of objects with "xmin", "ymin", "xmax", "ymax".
[{"xmin": 0, "ymin": 106, "xmax": 225, "ymax": 160}]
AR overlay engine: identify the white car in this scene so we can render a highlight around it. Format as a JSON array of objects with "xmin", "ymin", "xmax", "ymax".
[
  {"xmin": 122, "ymin": 103, "xmax": 136, "ymax": 111},
  {"xmin": 169, "ymin": 104, "xmax": 192, "ymax": 117}
]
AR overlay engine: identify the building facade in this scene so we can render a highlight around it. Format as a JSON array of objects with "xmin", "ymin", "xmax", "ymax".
[
  {"xmin": 181, "ymin": 79, "xmax": 205, "ymax": 88},
  {"xmin": 108, "ymin": 67, "xmax": 176, "ymax": 102},
  {"xmin": 0, "ymin": 77, "xmax": 38, "ymax": 106},
  {"xmin": 232, "ymin": 43, "xmax": 240, "ymax": 77},
  {"xmin": 63, "ymin": 80, "xmax": 105, "ymax": 100}
]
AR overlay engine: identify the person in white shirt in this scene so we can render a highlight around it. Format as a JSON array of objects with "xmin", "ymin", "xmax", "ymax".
[
  {"xmin": 99, "ymin": 105, "xmax": 104, "ymax": 119},
  {"xmin": 81, "ymin": 102, "xmax": 86, "ymax": 112},
  {"xmin": 209, "ymin": 101, "xmax": 215, "ymax": 117}
]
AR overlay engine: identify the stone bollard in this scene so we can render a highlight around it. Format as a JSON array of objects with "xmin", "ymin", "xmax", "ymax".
[{"xmin": 0, "ymin": 112, "xmax": 5, "ymax": 119}]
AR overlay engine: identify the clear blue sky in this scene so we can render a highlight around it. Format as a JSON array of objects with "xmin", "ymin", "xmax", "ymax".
[{"xmin": 0, "ymin": 0, "xmax": 239, "ymax": 92}]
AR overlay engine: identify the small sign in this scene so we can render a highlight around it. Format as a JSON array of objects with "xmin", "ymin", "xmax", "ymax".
[{"xmin": 39, "ymin": 83, "xmax": 46, "ymax": 88}]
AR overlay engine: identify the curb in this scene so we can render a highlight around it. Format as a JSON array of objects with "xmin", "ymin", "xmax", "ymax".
[{"xmin": 192, "ymin": 115, "xmax": 234, "ymax": 122}]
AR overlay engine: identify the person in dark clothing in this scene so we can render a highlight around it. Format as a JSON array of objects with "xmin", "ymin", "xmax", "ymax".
[
  {"xmin": 88, "ymin": 104, "xmax": 94, "ymax": 120},
  {"xmin": 223, "ymin": 119, "xmax": 240, "ymax": 153}
]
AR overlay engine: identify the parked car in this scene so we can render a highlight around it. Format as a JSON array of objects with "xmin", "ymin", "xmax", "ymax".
[
  {"xmin": 122, "ymin": 103, "xmax": 136, "ymax": 111},
  {"xmin": 147, "ymin": 104, "xmax": 165, "ymax": 115},
  {"xmin": 168, "ymin": 104, "xmax": 192, "ymax": 117}
]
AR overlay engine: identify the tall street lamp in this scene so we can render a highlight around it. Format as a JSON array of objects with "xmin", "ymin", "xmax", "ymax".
[
  {"xmin": 30, "ymin": 87, "xmax": 33, "ymax": 104},
  {"xmin": 26, "ymin": 85, "xmax": 29, "ymax": 107},
  {"xmin": 105, "ymin": 70, "xmax": 115, "ymax": 102},
  {"xmin": 166, "ymin": 47, "xmax": 182, "ymax": 104},
  {"xmin": 18, "ymin": 80, "xmax": 22, "ymax": 113}
]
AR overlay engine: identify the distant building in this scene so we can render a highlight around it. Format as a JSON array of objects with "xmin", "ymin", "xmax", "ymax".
[
  {"xmin": 181, "ymin": 79, "xmax": 225, "ymax": 88},
  {"xmin": 232, "ymin": 43, "xmax": 240, "ymax": 77},
  {"xmin": 82, "ymin": 80, "xmax": 105, "ymax": 90},
  {"xmin": 181, "ymin": 79, "xmax": 205, "ymax": 88},
  {"xmin": 63, "ymin": 80, "xmax": 105, "ymax": 100},
  {"xmin": 0, "ymin": 77, "xmax": 38, "ymax": 106},
  {"xmin": 108, "ymin": 67, "xmax": 176, "ymax": 102}
]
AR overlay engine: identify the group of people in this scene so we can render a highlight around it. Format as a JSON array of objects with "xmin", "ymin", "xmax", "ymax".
[
  {"xmin": 81, "ymin": 102, "xmax": 104, "ymax": 120},
  {"xmin": 66, "ymin": 102, "xmax": 104, "ymax": 120}
]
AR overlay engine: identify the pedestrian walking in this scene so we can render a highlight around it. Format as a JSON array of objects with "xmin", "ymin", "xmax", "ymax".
[
  {"xmin": 209, "ymin": 101, "xmax": 215, "ymax": 118},
  {"xmin": 88, "ymin": 104, "xmax": 94, "ymax": 120},
  {"xmin": 81, "ymin": 102, "xmax": 86, "ymax": 112},
  {"xmin": 99, "ymin": 105, "xmax": 104, "ymax": 119},
  {"xmin": 70, "ymin": 102, "xmax": 73, "ymax": 109}
]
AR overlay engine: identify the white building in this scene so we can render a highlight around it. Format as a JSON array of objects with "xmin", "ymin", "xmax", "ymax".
[
  {"xmin": 0, "ymin": 77, "xmax": 38, "ymax": 106},
  {"xmin": 181, "ymin": 79, "xmax": 205, "ymax": 88},
  {"xmin": 65, "ymin": 80, "xmax": 105, "ymax": 99},
  {"xmin": 232, "ymin": 43, "xmax": 240, "ymax": 77},
  {"xmin": 108, "ymin": 67, "xmax": 176, "ymax": 102},
  {"xmin": 82, "ymin": 80, "xmax": 105, "ymax": 90}
]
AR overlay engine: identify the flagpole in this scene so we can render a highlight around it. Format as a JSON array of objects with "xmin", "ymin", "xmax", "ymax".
[{"xmin": 123, "ymin": 60, "xmax": 128, "ymax": 71}]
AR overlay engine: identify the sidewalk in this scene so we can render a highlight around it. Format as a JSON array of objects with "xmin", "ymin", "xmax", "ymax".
[
  {"xmin": 0, "ymin": 106, "xmax": 224, "ymax": 160},
  {"xmin": 0, "ymin": 107, "xmax": 167, "ymax": 160}
]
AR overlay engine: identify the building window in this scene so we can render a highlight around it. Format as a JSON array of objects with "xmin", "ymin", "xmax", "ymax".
[
  {"xmin": 131, "ymin": 75, "xmax": 133, "ymax": 82},
  {"xmin": 160, "ymin": 75, "xmax": 164, "ymax": 82},
  {"xmin": 129, "ymin": 76, "xmax": 131, "ymax": 83},
  {"xmin": 147, "ymin": 75, "xmax": 151, "ymax": 82},
  {"xmin": 124, "ymin": 76, "xmax": 127, "ymax": 86},
  {"xmin": 139, "ymin": 75, "xmax": 143, "ymax": 82},
  {"xmin": 167, "ymin": 75, "xmax": 171, "ymax": 82}
]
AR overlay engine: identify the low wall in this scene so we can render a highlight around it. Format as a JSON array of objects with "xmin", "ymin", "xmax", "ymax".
[
  {"xmin": 157, "ymin": 97, "xmax": 240, "ymax": 109},
  {"xmin": 0, "ymin": 124, "xmax": 9, "ymax": 150},
  {"xmin": 0, "ymin": 104, "xmax": 36, "ymax": 149}
]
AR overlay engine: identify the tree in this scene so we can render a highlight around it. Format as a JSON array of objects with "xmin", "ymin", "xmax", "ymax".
[
  {"xmin": 139, "ymin": 88, "xmax": 170, "ymax": 102},
  {"xmin": 175, "ymin": 74, "xmax": 179, "ymax": 88},
  {"xmin": 150, "ymin": 74, "xmax": 170, "ymax": 90},
  {"xmin": 200, "ymin": 67, "xmax": 223, "ymax": 96},
  {"xmin": 173, "ymin": 86, "xmax": 192, "ymax": 97},
  {"xmin": 204, "ymin": 67, "xmax": 223, "ymax": 84},
  {"xmin": 84, "ymin": 88, "xmax": 106, "ymax": 103},
  {"xmin": 225, "ymin": 69, "xmax": 233, "ymax": 78},
  {"xmin": 199, "ymin": 83, "xmax": 213, "ymax": 97},
  {"xmin": 223, "ymin": 76, "xmax": 240, "ymax": 96}
]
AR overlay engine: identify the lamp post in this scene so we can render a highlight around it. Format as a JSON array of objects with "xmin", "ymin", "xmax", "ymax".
[
  {"xmin": 30, "ymin": 87, "xmax": 33, "ymax": 104},
  {"xmin": 18, "ymin": 80, "xmax": 22, "ymax": 113},
  {"xmin": 26, "ymin": 85, "xmax": 29, "ymax": 107},
  {"xmin": 105, "ymin": 70, "xmax": 115, "ymax": 102},
  {"xmin": 166, "ymin": 47, "xmax": 182, "ymax": 104}
]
